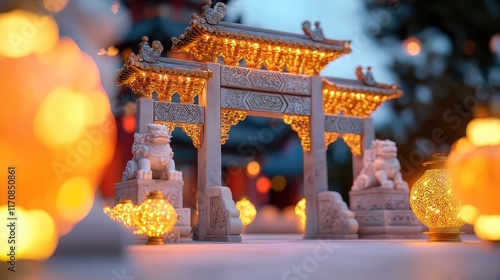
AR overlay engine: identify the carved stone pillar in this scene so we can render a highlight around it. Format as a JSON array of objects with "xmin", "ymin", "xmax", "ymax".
[{"xmin": 197, "ymin": 63, "xmax": 241, "ymax": 242}]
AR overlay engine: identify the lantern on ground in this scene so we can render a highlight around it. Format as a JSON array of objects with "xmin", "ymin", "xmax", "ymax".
[
  {"xmin": 103, "ymin": 199, "xmax": 137, "ymax": 229},
  {"xmin": 294, "ymin": 198, "xmax": 306, "ymax": 231},
  {"xmin": 410, "ymin": 154, "xmax": 465, "ymax": 242},
  {"xmin": 133, "ymin": 191, "xmax": 177, "ymax": 245}
]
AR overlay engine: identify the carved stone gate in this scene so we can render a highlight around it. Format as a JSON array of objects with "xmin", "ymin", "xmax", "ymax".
[{"xmin": 116, "ymin": 1, "xmax": 403, "ymax": 241}]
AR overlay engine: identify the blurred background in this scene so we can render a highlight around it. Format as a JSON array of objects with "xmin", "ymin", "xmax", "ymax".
[{"xmin": 0, "ymin": 0, "xmax": 500, "ymax": 261}]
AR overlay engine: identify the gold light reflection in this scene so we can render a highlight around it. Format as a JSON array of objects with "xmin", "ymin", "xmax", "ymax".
[{"xmin": 466, "ymin": 117, "xmax": 500, "ymax": 146}]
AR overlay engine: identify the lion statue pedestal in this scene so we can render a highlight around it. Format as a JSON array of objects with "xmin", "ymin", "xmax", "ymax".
[
  {"xmin": 115, "ymin": 124, "xmax": 192, "ymax": 243},
  {"xmin": 349, "ymin": 140, "xmax": 422, "ymax": 239}
]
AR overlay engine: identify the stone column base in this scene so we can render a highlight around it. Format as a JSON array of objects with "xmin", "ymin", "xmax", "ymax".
[
  {"xmin": 204, "ymin": 186, "xmax": 242, "ymax": 242},
  {"xmin": 315, "ymin": 191, "xmax": 359, "ymax": 239},
  {"xmin": 353, "ymin": 210, "xmax": 423, "ymax": 239},
  {"xmin": 115, "ymin": 179, "xmax": 183, "ymax": 208}
]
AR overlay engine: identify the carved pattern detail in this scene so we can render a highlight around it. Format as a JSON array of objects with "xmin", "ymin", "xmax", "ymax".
[
  {"xmin": 209, "ymin": 196, "xmax": 227, "ymax": 235},
  {"xmin": 350, "ymin": 190, "xmax": 409, "ymax": 211},
  {"xmin": 221, "ymin": 66, "xmax": 310, "ymax": 95},
  {"xmin": 154, "ymin": 102, "xmax": 205, "ymax": 124},
  {"xmin": 324, "ymin": 115, "xmax": 363, "ymax": 134},
  {"xmin": 247, "ymin": 92, "xmax": 286, "ymax": 112},
  {"xmin": 181, "ymin": 124, "xmax": 203, "ymax": 148},
  {"xmin": 283, "ymin": 95, "xmax": 311, "ymax": 115},
  {"xmin": 220, "ymin": 88, "xmax": 310, "ymax": 116},
  {"xmin": 130, "ymin": 36, "xmax": 164, "ymax": 63},
  {"xmin": 221, "ymin": 109, "xmax": 247, "ymax": 144},
  {"xmin": 283, "ymin": 115, "xmax": 310, "ymax": 151},
  {"xmin": 353, "ymin": 213, "xmax": 385, "ymax": 226}
]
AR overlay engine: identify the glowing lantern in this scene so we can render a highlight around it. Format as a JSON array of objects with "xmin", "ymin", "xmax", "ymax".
[
  {"xmin": 104, "ymin": 199, "xmax": 137, "ymax": 229},
  {"xmin": 448, "ymin": 143, "xmax": 500, "ymax": 241},
  {"xmin": 133, "ymin": 191, "xmax": 177, "ymax": 245},
  {"xmin": 294, "ymin": 198, "xmax": 306, "ymax": 231},
  {"xmin": 0, "ymin": 9, "xmax": 116, "ymax": 248},
  {"xmin": 410, "ymin": 154, "xmax": 465, "ymax": 242},
  {"xmin": 235, "ymin": 197, "xmax": 257, "ymax": 227}
]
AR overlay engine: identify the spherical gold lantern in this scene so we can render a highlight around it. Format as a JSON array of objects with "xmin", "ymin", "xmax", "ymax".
[
  {"xmin": 103, "ymin": 199, "xmax": 137, "ymax": 229},
  {"xmin": 410, "ymin": 154, "xmax": 465, "ymax": 242},
  {"xmin": 133, "ymin": 191, "xmax": 177, "ymax": 245},
  {"xmin": 235, "ymin": 197, "xmax": 257, "ymax": 227}
]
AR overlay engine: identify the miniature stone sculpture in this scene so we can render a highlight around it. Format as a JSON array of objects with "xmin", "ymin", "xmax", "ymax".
[
  {"xmin": 130, "ymin": 36, "xmax": 164, "ymax": 63},
  {"xmin": 350, "ymin": 139, "xmax": 421, "ymax": 239},
  {"xmin": 122, "ymin": 123, "xmax": 183, "ymax": 181},
  {"xmin": 352, "ymin": 139, "xmax": 408, "ymax": 191},
  {"xmin": 302, "ymin": 21, "xmax": 325, "ymax": 42}
]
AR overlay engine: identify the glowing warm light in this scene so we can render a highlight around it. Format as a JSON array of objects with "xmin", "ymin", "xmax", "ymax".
[
  {"xmin": 83, "ymin": 90, "xmax": 111, "ymax": 127},
  {"xmin": 460, "ymin": 204, "xmax": 479, "ymax": 224},
  {"xmin": 466, "ymin": 117, "xmax": 500, "ymax": 146},
  {"xmin": 43, "ymin": 0, "xmax": 69, "ymax": 13},
  {"xmin": 104, "ymin": 199, "xmax": 137, "ymax": 228},
  {"xmin": 452, "ymin": 137, "xmax": 475, "ymax": 154},
  {"xmin": 403, "ymin": 37, "xmax": 421, "ymax": 56},
  {"xmin": 294, "ymin": 198, "xmax": 306, "ymax": 231},
  {"xmin": 448, "ymin": 146, "xmax": 500, "ymax": 216},
  {"xmin": 474, "ymin": 215, "xmax": 500, "ymax": 241},
  {"xmin": 111, "ymin": 1, "xmax": 121, "ymax": 14},
  {"xmin": 246, "ymin": 161, "xmax": 260, "ymax": 177},
  {"xmin": 0, "ymin": 10, "xmax": 58, "ymax": 58},
  {"xmin": 256, "ymin": 176, "xmax": 271, "ymax": 194},
  {"xmin": 271, "ymin": 175, "xmax": 287, "ymax": 192},
  {"xmin": 410, "ymin": 155, "xmax": 465, "ymax": 241},
  {"xmin": 98, "ymin": 46, "xmax": 119, "ymax": 56},
  {"xmin": 122, "ymin": 114, "xmax": 136, "ymax": 133},
  {"xmin": 235, "ymin": 197, "xmax": 257, "ymax": 226},
  {"xmin": 34, "ymin": 87, "xmax": 87, "ymax": 149},
  {"xmin": 0, "ymin": 206, "xmax": 58, "ymax": 261},
  {"xmin": 133, "ymin": 191, "xmax": 177, "ymax": 245},
  {"xmin": 56, "ymin": 177, "xmax": 95, "ymax": 223}
]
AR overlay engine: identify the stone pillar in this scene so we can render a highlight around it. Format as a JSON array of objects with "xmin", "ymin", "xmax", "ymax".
[
  {"xmin": 352, "ymin": 117, "xmax": 374, "ymax": 180},
  {"xmin": 197, "ymin": 63, "xmax": 223, "ymax": 241},
  {"xmin": 136, "ymin": 98, "xmax": 154, "ymax": 134},
  {"xmin": 197, "ymin": 63, "xmax": 242, "ymax": 242},
  {"xmin": 303, "ymin": 75, "xmax": 328, "ymax": 239}
]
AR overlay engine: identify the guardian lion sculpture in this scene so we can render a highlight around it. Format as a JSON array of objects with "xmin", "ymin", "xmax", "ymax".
[
  {"xmin": 352, "ymin": 139, "xmax": 408, "ymax": 191},
  {"xmin": 122, "ymin": 124, "xmax": 183, "ymax": 181}
]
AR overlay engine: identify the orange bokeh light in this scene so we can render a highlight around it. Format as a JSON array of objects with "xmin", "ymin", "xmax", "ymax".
[
  {"xmin": 246, "ymin": 161, "xmax": 260, "ymax": 177},
  {"xmin": 403, "ymin": 37, "xmax": 421, "ymax": 56},
  {"xmin": 122, "ymin": 114, "xmax": 137, "ymax": 133},
  {"xmin": 256, "ymin": 176, "xmax": 271, "ymax": 194}
]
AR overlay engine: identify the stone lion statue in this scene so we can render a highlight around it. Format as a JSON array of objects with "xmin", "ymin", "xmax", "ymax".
[
  {"xmin": 351, "ymin": 139, "xmax": 408, "ymax": 191},
  {"xmin": 122, "ymin": 124, "xmax": 183, "ymax": 181}
]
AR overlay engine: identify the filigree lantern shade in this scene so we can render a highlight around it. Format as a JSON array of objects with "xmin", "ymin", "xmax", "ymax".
[
  {"xmin": 410, "ymin": 154, "xmax": 465, "ymax": 242},
  {"xmin": 104, "ymin": 199, "xmax": 137, "ymax": 229},
  {"xmin": 134, "ymin": 190, "xmax": 177, "ymax": 245}
]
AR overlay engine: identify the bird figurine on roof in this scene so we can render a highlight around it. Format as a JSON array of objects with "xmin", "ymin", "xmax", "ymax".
[{"xmin": 130, "ymin": 36, "xmax": 164, "ymax": 63}]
